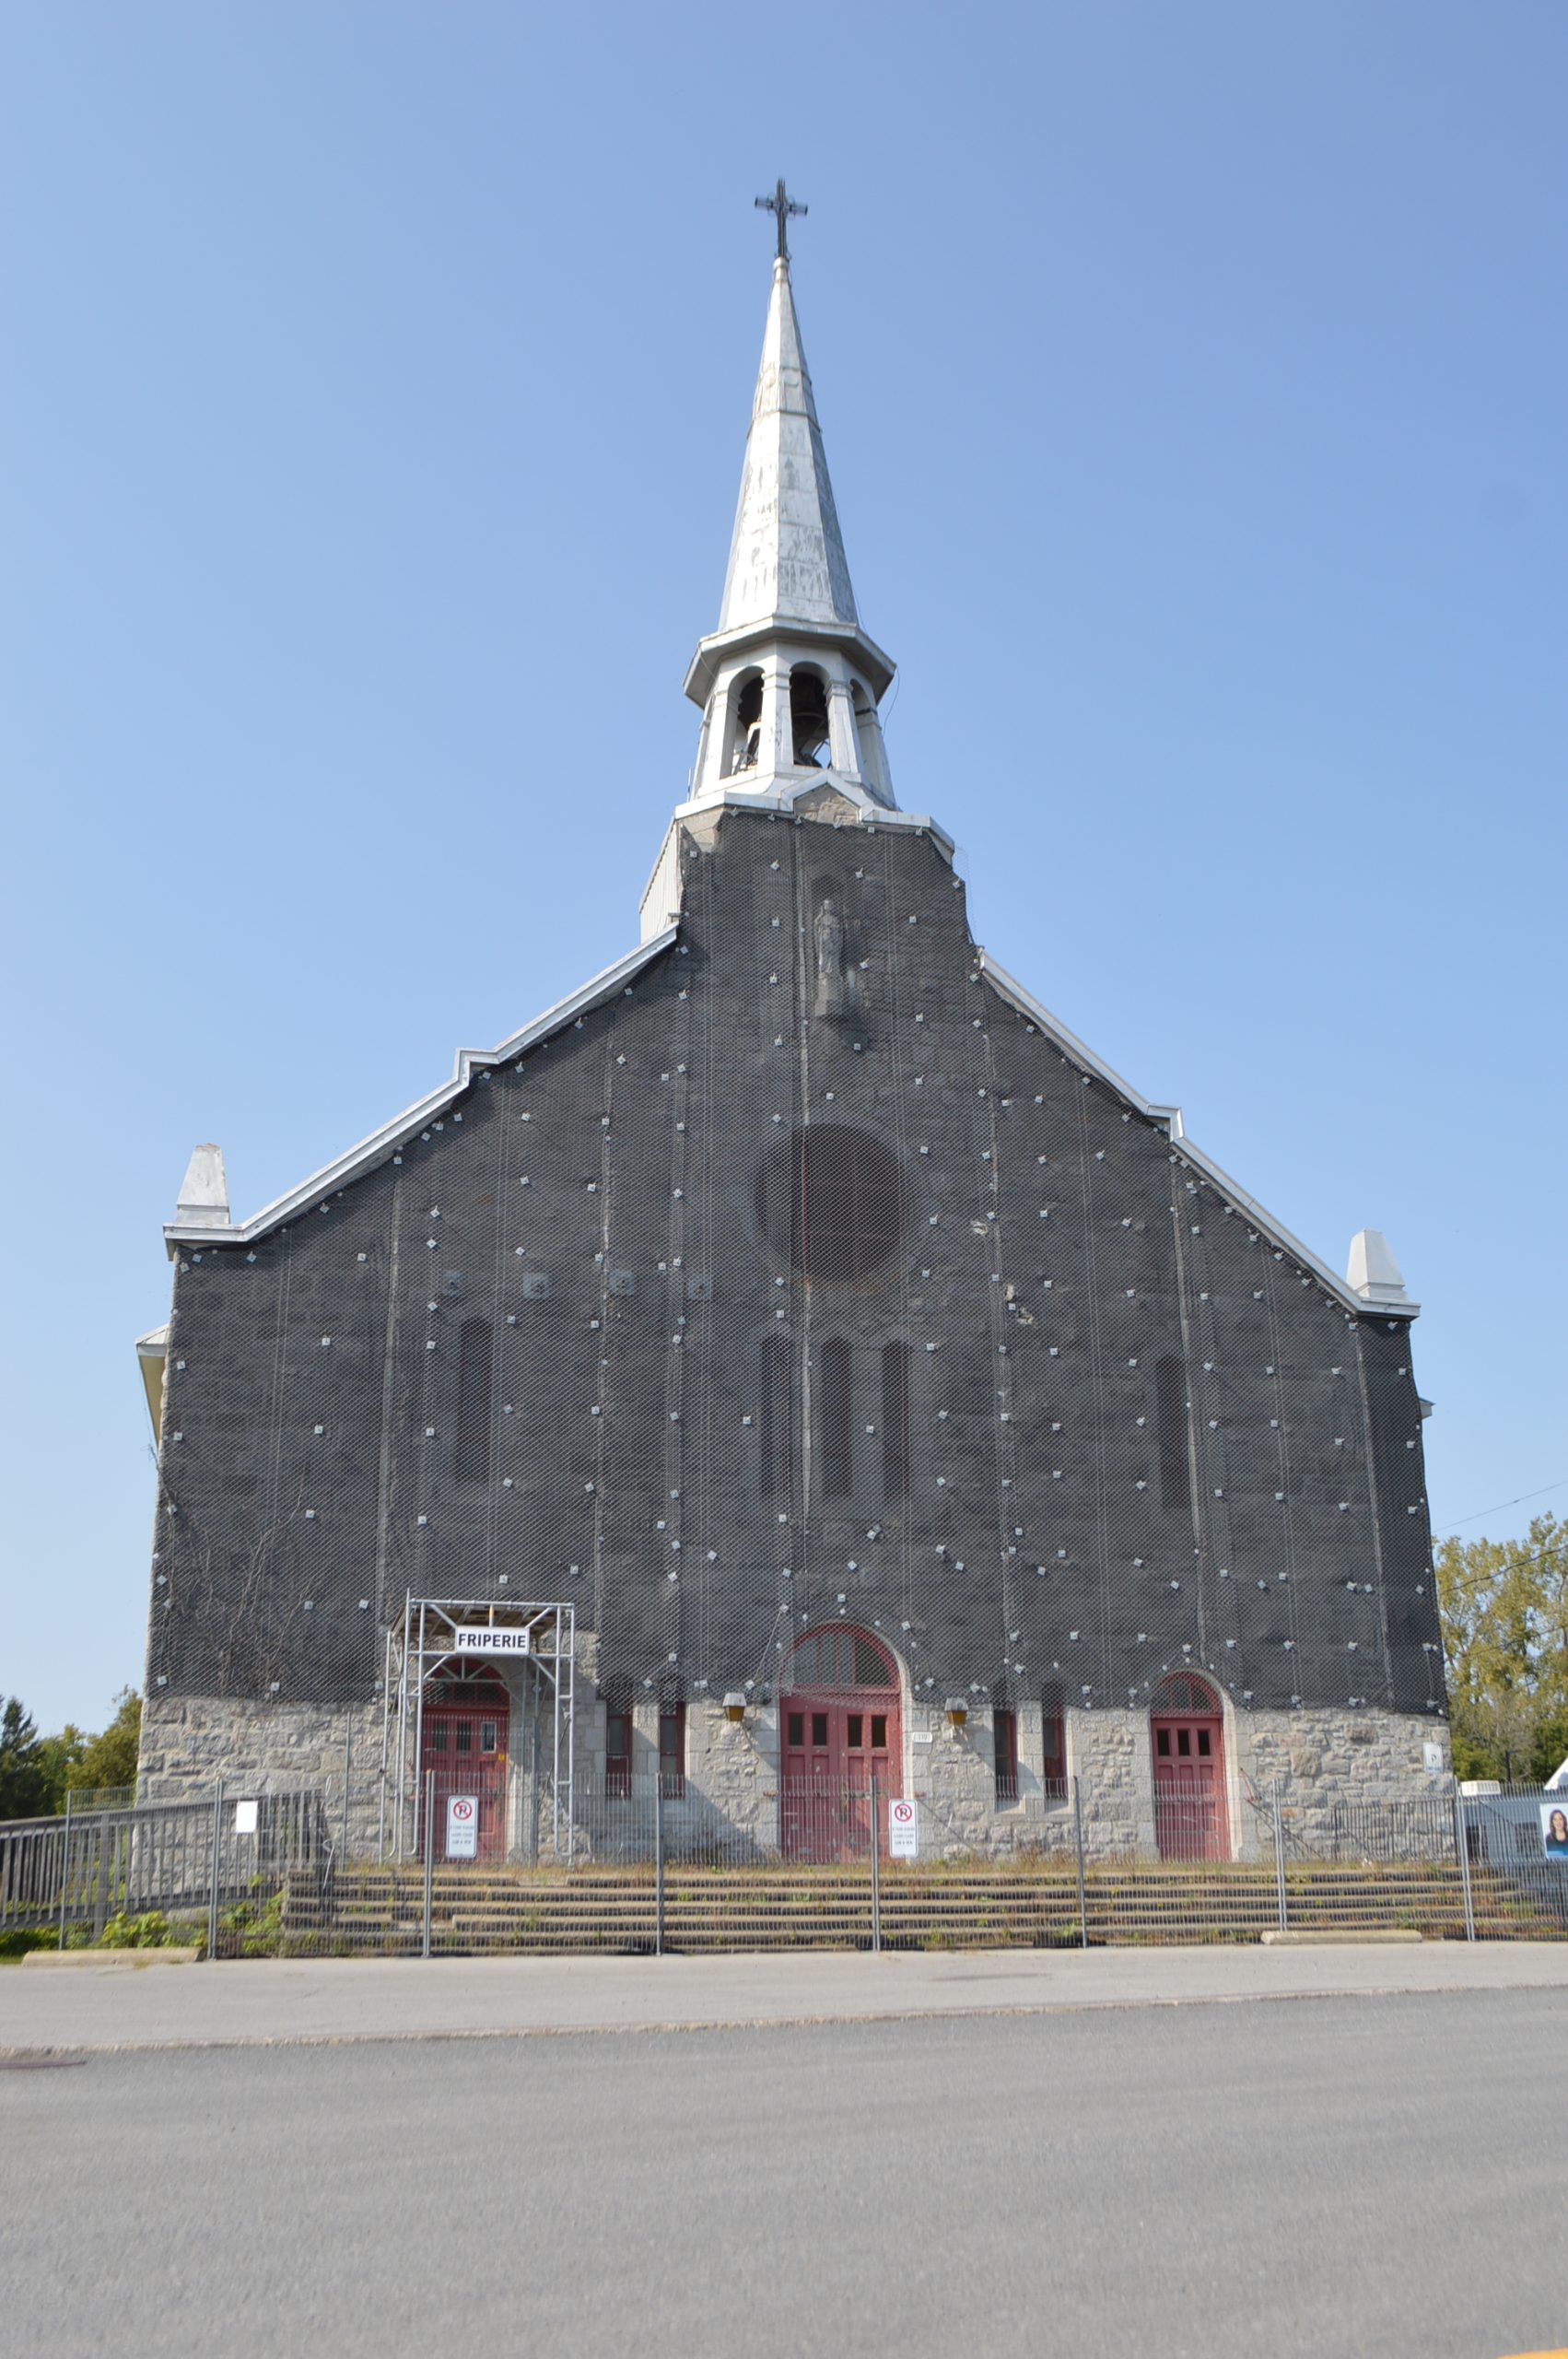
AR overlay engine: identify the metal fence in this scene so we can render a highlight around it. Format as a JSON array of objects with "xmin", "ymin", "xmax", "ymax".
[
  {"xmin": 0, "ymin": 1787, "xmax": 328, "ymax": 1954},
  {"xmin": 4, "ymin": 1779, "xmax": 1564, "ymax": 1958}
]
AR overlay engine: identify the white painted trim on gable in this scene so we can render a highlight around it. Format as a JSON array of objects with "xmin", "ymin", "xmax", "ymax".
[
  {"xmin": 135, "ymin": 1324, "xmax": 170, "ymax": 1440},
  {"xmin": 979, "ymin": 953, "xmax": 1418, "ymax": 1323},
  {"xmin": 164, "ymin": 929, "xmax": 680, "ymax": 1251}
]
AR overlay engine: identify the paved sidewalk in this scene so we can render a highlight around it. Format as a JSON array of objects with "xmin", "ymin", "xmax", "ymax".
[{"xmin": 4, "ymin": 1937, "xmax": 1566, "ymax": 2052}]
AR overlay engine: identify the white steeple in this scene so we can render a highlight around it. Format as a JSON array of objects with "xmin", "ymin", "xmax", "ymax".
[{"xmin": 683, "ymin": 215, "xmax": 897, "ymax": 814}]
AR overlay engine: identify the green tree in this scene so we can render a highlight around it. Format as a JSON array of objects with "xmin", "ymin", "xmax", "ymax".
[
  {"xmin": 0, "ymin": 1692, "xmax": 144, "ymax": 1821},
  {"xmin": 0, "ymin": 1697, "xmax": 50, "ymax": 1820},
  {"xmin": 67, "ymin": 1691, "xmax": 141, "ymax": 1796},
  {"xmin": 1436, "ymin": 1512, "xmax": 1568, "ymax": 1783},
  {"xmin": 35, "ymin": 1724, "xmax": 88, "ymax": 1812}
]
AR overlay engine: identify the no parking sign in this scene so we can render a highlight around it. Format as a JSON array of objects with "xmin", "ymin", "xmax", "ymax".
[
  {"xmin": 446, "ymin": 1794, "xmax": 479, "ymax": 1860},
  {"xmin": 888, "ymin": 1797, "xmax": 919, "ymax": 1860}
]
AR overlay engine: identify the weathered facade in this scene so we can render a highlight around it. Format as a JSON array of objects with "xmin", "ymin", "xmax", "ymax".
[{"xmin": 137, "ymin": 239, "xmax": 1445, "ymax": 1860}]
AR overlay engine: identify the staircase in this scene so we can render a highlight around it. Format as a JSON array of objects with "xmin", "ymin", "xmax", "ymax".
[{"xmin": 280, "ymin": 1859, "xmax": 1565, "ymax": 1955}]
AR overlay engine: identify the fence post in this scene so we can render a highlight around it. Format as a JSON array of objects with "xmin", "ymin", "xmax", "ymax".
[
  {"xmin": 88, "ymin": 1814, "xmax": 103, "ymax": 1943},
  {"xmin": 1071, "ymin": 1778, "xmax": 1089, "ymax": 1950},
  {"xmin": 1454, "ymin": 1790, "xmax": 1476, "ymax": 1944},
  {"xmin": 207, "ymin": 1780, "xmax": 224, "ymax": 1962},
  {"xmin": 422, "ymin": 1768, "xmax": 435, "ymax": 1960},
  {"xmin": 341, "ymin": 1715, "xmax": 353, "ymax": 1869},
  {"xmin": 870, "ymin": 1772, "xmax": 882, "ymax": 1955},
  {"xmin": 654, "ymin": 1773, "xmax": 664, "ymax": 1958},
  {"xmin": 1271, "ymin": 1779, "xmax": 1288, "ymax": 1932},
  {"xmin": 56, "ymin": 1790, "xmax": 73, "ymax": 1952}
]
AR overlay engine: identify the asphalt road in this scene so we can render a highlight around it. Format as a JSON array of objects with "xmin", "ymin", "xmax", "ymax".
[{"xmin": 4, "ymin": 1989, "xmax": 1564, "ymax": 2359}]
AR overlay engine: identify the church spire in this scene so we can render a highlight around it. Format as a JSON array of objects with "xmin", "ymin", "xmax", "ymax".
[
  {"xmin": 683, "ymin": 195, "xmax": 896, "ymax": 813},
  {"xmin": 717, "ymin": 250, "xmax": 859, "ymax": 639}
]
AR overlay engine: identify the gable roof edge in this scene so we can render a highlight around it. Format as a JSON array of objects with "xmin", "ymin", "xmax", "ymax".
[
  {"xmin": 978, "ymin": 953, "xmax": 1418, "ymax": 1323},
  {"xmin": 165, "ymin": 927, "xmax": 680, "ymax": 1251}
]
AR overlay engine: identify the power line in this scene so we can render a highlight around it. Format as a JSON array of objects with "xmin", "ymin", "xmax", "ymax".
[
  {"xmin": 1435, "ymin": 1537, "xmax": 1568, "ymax": 1580},
  {"xmin": 1436, "ymin": 1477, "xmax": 1568, "ymax": 1534}
]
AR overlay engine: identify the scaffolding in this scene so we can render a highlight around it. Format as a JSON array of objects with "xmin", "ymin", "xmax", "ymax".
[{"xmin": 382, "ymin": 1595, "xmax": 577, "ymax": 1861}]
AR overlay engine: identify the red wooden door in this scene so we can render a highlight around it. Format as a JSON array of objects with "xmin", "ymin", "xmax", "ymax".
[
  {"xmin": 779, "ymin": 1627, "xmax": 900, "ymax": 1861},
  {"xmin": 1152, "ymin": 1711, "xmax": 1227, "ymax": 1860},
  {"xmin": 419, "ymin": 1675, "xmax": 509, "ymax": 1862}
]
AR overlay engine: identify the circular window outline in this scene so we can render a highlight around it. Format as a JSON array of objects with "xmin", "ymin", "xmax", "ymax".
[{"xmin": 754, "ymin": 1124, "xmax": 908, "ymax": 1286}]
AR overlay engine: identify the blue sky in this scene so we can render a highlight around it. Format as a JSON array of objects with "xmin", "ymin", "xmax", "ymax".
[{"xmin": 4, "ymin": 2, "xmax": 1563, "ymax": 1732}]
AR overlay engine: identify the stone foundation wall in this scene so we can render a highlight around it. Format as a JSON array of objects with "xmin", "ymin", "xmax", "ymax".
[
  {"xmin": 139, "ymin": 1687, "xmax": 1450, "ymax": 1868},
  {"xmin": 137, "ymin": 1692, "xmax": 386, "ymax": 1856},
  {"xmin": 1234, "ymin": 1708, "xmax": 1450, "ymax": 1858},
  {"xmin": 138, "ymin": 1692, "xmax": 381, "ymax": 1798},
  {"xmin": 655, "ymin": 1697, "xmax": 1449, "ymax": 1864}
]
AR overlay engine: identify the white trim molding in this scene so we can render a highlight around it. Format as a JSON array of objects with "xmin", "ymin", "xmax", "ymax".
[
  {"xmin": 164, "ymin": 928, "xmax": 680, "ymax": 1252},
  {"xmin": 980, "ymin": 953, "xmax": 1418, "ymax": 1324}
]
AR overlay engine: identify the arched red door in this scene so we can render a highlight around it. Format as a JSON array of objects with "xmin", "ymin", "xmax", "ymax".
[
  {"xmin": 1151, "ymin": 1672, "xmax": 1228, "ymax": 1860},
  {"xmin": 779, "ymin": 1625, "xmax": 901, "ymax": 1861},
  {"xmin": 418, "ymin": 1665, "xmax": 509, "ymax": 1862}
]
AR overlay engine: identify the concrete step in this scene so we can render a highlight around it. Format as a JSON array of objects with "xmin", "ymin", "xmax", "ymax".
[{"xmin": 279, "ymin": 1860, "xmax": 1563, "ymax": 1953}]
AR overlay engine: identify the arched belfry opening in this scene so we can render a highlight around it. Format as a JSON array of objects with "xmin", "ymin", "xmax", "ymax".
[
  {"xmin": 849, "ymin": 679, "xmax": 891, "ymax": 803},
  {"xmin": 1150, "ymin": 1672, "xmax": 1229, "ymax": 1860},
  {"xmin": 790, "ymin": 665, "xmax": 832, "ymax": 767},
  {"xmin": 726, "ymin": 669, "xmax": 764, "ymax": 774},
  {"xmin": 779, "ymin": 1625, "xmax": 902, "ymax": 1860}
]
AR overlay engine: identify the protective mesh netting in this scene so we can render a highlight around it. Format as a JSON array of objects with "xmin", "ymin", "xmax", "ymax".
[{"xmin": 146, "ymin": 805, "xmax": 1442, "ymax": 1726}]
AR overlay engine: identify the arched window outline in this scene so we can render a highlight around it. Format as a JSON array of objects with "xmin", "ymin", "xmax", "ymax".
[
  {"xmin": 1155, "ymin": 1356, "xmax": 1191, "ymax": 1517},
  {"xmin": 454, "ymin": 1317, "xmax": 493, "ymax": 1483},
  {"xmin": 881, "ymin": 1341, "xmax": 910, "ymax": 1502},
  {"xmin": 759, "ymin": 1332, "xmax": 792, "ymax": 1499},
  {"xmin": 781, "ymin": 1623, "xmax": 900, "ymax": 1692},
  {"xmin": 819, "ymin": 1337, "xmax": 853, "ymax": 1499},
  {"xmin": 1150, "ymin": 1671, "xmax": 1222, "ymax": 1718}
]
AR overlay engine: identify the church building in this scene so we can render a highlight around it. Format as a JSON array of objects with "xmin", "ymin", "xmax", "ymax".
[{"xmin": 135, "ymin": 206, "xmax": 1445, "ymax": 1863}]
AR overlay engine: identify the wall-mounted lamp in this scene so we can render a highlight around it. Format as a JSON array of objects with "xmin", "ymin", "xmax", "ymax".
[
  {"xmin": 944, "ymin": 1696, "xmax": 969, "ymax": 1731},
  {"xmin": 723, "ymin": 1692, "xmax": 748, "ymax": 1726}
]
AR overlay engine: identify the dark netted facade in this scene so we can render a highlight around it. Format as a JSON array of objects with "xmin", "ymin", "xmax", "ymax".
[{"xmin": 136, "ymin": 244, "xmax": 1444, "ymax": 1856}]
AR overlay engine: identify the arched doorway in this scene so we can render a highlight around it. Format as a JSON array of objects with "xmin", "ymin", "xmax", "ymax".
[
  {"xmin": 1150, "ymin": 1672, "xmax": 1228, "ymax": 1860},
  {"xmin": 779, "ymin": 1625, "xmax": 902, "ymax": 1861},
  {"xmin": 418, "ymin": 1662, "xmax": 509, "ymax": 1863}
]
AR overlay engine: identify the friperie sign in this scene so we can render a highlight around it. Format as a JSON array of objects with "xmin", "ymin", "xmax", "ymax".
[{"xmin": 447, "ymin": 1626, "xmax": 532, "ymax": 1657}]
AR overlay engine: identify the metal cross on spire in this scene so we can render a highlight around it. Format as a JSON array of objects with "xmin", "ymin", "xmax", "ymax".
[{"xmin": 755, "ymin": 177, "xmax": 807, "ymax": 263}]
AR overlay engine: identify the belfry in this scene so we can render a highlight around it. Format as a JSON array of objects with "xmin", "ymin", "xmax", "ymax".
[{"xmin": 135, "ymin": 205, "xmax": 1445, "ymax": 1862}]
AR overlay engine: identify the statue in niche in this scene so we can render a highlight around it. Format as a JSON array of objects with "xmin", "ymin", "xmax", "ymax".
[{"xmin": 813, "ymin": 895, "xmax": 851, "ymax": 1021}]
